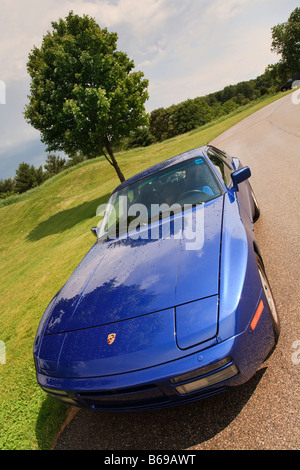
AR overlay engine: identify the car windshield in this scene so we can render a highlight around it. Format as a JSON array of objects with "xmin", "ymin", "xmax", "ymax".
[{"xmin": 98, "ymin": 156, "xmax": 222, "ymax": 239}]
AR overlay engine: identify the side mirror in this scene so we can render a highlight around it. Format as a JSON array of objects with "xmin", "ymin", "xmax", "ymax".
[
  {"xmin": 90, "ymin": 227, "xmax": 98, "ymax": 238},
  {"xmin": 231, "ymin": 166, "xmax": 251, "ymax": 190}
]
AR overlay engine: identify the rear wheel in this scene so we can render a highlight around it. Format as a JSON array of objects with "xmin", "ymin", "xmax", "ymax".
[
  {"xmin": 250, "ymin": 184, "xmax": 260, "ymax": 222},
  {"xmin": 256, "ymin": 255, "xmax": 280, "ymax": 342}
]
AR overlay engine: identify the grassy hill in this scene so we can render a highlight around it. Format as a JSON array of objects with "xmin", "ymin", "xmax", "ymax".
[{"xmin": 0, "ymin": 91, "xmax": 289, "ymax": 449}]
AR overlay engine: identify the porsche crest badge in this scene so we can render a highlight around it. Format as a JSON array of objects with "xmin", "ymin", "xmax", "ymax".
[{"xmin": 107, "ymin": 333, "xmax": 116, "ymax": 345}]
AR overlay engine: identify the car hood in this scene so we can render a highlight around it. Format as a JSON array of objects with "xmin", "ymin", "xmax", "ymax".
[
  {"xmin": 45, "ymin": 197, "xmax": 224, "ymax": 336},
  {"xmin": 38, "ymin": 297, "xmax": 219, "ymax": 377}
]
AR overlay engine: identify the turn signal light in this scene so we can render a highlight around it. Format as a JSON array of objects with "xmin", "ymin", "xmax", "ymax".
[{"xmin": 251, "ymin": 300, "xmax": 264, "ymax": 331}]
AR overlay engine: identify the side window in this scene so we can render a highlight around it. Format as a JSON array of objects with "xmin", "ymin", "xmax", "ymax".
[{"xmin": 207, "ymin": 150, "xmax": 233, "ymax": 186}]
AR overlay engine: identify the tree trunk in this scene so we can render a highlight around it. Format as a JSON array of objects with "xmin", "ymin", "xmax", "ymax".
[{"xmin": 103, "ymin": 136, "xmax": 125, "ymax": 183}]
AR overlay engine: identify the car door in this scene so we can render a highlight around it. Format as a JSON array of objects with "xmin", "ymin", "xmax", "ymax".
[{"xmin": 207, "ymin": 147, "xmax": 253, "ymax": 229}]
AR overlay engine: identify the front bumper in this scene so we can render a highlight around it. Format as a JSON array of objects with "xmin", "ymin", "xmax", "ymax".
[{"xmin": 35, "ymin": 302, "xmax": 275, "ymax": 411}]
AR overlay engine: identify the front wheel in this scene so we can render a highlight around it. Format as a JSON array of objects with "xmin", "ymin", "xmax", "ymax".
[{"xmin": 256, "ymin": 255, "xmax": 281, "ymax": 342}]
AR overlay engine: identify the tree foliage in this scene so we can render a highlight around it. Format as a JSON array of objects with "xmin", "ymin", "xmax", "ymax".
[
  {"xmin": 268, "ymin": 7, "xmax": 300, "ymax": 81},
  {"xmin": 24, "ymin": 11, "xmax": 149, "ymax": 182},
  {"xmin": 124, "ymin": 127, "xmax": 155, "ymax": 149},
  {"xmin": 44, "ymin": 154, "xmax": 66, "ymax": 175},
  {"xmin": 0, "ymin": 178, "xmax": 16, "ymax": 199},
  {"xmin": 14, "ymin": 163, "xmax": 45, "ymax": 194},
  {"xmin": 148, "ymin": 76, "xmax": 267, "ymax": 143}
]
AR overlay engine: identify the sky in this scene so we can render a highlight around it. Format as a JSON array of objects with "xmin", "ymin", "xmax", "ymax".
[{"xmin": 0, "ymin": 0, "xmax": 299, "ymax": 180}]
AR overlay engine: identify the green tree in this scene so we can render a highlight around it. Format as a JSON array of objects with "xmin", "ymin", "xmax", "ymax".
[
  {"xmin": 24, "ymin": 11, "xmax": 149, "ymax": 183},
  {"xmin": 44, "ymin": 154, "xmax": 66, "ymax": 176},
  {"xmin": 65, "ymin": 152, "xmax": 85, "ymax": 168},
  {"xmin": 193, "ymin": 98, "xmax": 213, "ymax": 126},
  {"xmin": 125, "ymin": 127, "xmax": 155, "ymax": 149},
  {"xmin": 167, "ymin": 99, "xmax": 213, "ymax": 137},
  {"xmin": 15, "ymin": 163, "xmax": 45, "ymax": 194},
  {"xmin": 217, "ymin": 85, "xmax": 237, "ymax": 104},
  {"xmin": 0, "ymin": 178, "xmax": 16, "ymax": 199},
  {"xmin": 236, "ymin": 81, "xmax": 256, "ymax": 101},
  {"xmin": 221, "ymin": 99, "xmax": 239, "ymax": 114},
  {"xmin": 268, "ymin": 7, "xmax": 300, "ymax": 80},
  {"xmin": 149, "ymin": 107, "xmax": 171, "ymax": 142},
  {"xmin": 168, "ymin": 100, "xmax": 201, "ymax": 136}
]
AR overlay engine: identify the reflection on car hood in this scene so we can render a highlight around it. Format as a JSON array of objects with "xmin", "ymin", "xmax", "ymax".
[{"xmin": 45, "ymin": 197, "xmax": 224, "ymax": 335}]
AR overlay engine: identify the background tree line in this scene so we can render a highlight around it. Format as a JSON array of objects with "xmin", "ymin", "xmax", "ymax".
[
  {"xmin": 0, "ymin": 153, "xmax": 83, "ymax": 198},
  {"xmin": 0, "ymin": 68, "xmax": 287, "ymax": 199},
  {"xmin": 143, "ymin": 72, "xmax": 275, "ymax": 145}
]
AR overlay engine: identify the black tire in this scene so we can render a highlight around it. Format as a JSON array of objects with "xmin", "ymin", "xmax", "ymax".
[
  {"xmin": 250, "ymin": 184, "xmax": 260, "ymax": 222},
  {"xmin": 256, "ymin": 254, "xmax": 281, "ymax": 342}
]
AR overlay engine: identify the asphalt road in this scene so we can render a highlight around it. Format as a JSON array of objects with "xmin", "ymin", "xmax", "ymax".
[{"xmin": 54, "ymin": 93, "xmax": 300, "ymax": 451}]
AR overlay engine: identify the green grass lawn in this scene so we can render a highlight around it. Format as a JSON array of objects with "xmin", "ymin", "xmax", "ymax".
[{"xmin": 0, "ymin": 91, "xmax": 290, "ymax": 449}]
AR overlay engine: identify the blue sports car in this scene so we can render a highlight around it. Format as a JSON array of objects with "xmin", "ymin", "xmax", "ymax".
[{"xmin": 33, "ymin": 145, "xmax": 280, "ymax": 411}]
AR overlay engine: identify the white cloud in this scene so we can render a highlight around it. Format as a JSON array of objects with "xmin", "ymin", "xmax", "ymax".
[
  {"xmin": 203, "ymin": 0, "xmax": 251, "ymax": 22},
  {"xmin": 0, "ymin": 0, "xmax": 73, "ymax": 81},
  {"xmin": 0, "ymin": 0, "xmax": 174, "ymax": 82},
  {"xmin": 137, "ymin": 40, "xmax": 168, "ymax": 69},
  {"xmin": 95, "ymin": 0, "xmax": 169, "ymax": 32},
  {"xmin": 202, "ymin": 0, "xmax": 271, "ymax": 24}
]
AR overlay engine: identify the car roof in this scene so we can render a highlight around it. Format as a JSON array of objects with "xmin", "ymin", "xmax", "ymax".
[{"xmin": 112, "ymin": 145, "xmax": 209, "ymax": 194}]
